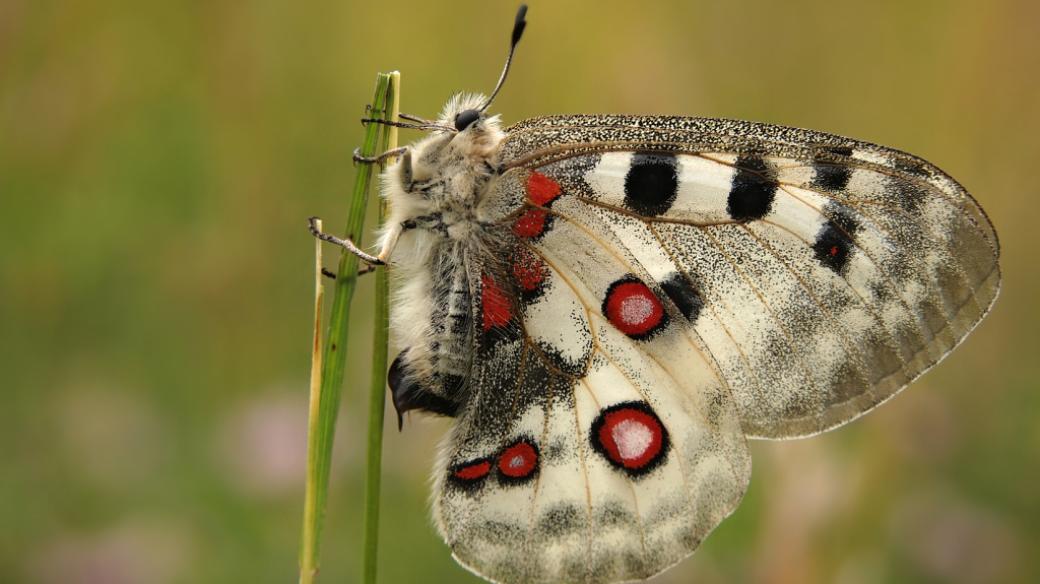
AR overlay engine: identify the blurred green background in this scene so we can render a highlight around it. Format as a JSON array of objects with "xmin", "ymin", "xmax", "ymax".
[{"xmin": 2, "ymin": 0, "xmax": 1037, "ymax": 582}]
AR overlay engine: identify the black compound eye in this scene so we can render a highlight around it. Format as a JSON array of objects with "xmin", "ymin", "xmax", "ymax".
[{"xmin": 454, "ymin": 109, "xmax": 481, "ymax": 131}]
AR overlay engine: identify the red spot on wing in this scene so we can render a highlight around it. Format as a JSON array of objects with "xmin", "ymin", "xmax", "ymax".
[
  {"xmin": 595, "ymin": 406, "xmax": 665, "ymax": 470},
  {"xmin": 512, "ymin": 207, "xmax": 549, "ymax": 238},
  {"xmin": 526, "ymin": 171, "xmax": 561, "ymax": 206},
  {"xmin": 603, "ymin": 279, "xmax": 665, "ymax": 337},
  {"xmin": 497, "ymin": 440, "xmax": 538, "ymax": 479},
  {"xmin": 512, "ymin": 248, "xmax": 548, "ymax": 292},
  {"xmin": 481, "ymin": 274, "xmax": 512, "ymax": 331},
  {"xmin": 829, "ymin": 245, "xmax": 840, "ymax": 257},
  {"xmin": 453, "ymin": 460, "xmax": 491, "ymax": 481}
]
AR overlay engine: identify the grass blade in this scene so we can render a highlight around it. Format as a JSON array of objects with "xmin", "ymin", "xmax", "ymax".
[
  {"xmin": 300, "ymin": 72, "xmax": 393, "ymax": 584},
  {"xmin": 362, "ymin": 71, "xmax": 399, "ymax": 584}
]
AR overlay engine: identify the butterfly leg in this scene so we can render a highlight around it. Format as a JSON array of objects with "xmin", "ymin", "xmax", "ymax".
[
  {"xmin": 352, "ymin": 146, "xmax": 408, "ymax": 165},
  {"xmin": 307, "ymin": 216, "xmax": 385, "ymax": 266},
  {"xmin": 320, "ymin": 265, "xmax": 376, "ymax": 280}
]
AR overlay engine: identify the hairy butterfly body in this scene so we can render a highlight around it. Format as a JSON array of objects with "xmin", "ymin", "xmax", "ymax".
[{"xmin": 317, "ymin": 6, "xmax": 1000, "ymax": 583}]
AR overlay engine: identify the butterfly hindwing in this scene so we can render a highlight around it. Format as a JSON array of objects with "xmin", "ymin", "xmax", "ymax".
[{"xmin": 432, "ymin": 224, "xmax": 750, "ymax": 583}]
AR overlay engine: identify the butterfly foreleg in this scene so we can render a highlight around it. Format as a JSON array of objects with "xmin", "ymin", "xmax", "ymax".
[
  {"xmin": 307, "ymin": 215, "xmax": 386, "ymax": 266},
  {"xmin": 351, "ymin": 147, "xmax": 415, "ymax": 195},
  {"xmin": 351, "ymin": 146, "xmax": 409, "ymax": 165},
  {"xmin": 307, "ymin": 214, "xmax": 405, "ymax": 266}
]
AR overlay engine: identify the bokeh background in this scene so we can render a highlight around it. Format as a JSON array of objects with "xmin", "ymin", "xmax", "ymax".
[{"xmin": 2, "ymin": 0, "xmax": 1038, "ymax": 582}]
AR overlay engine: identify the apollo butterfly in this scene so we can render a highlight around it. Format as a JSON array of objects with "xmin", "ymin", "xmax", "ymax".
[{"xmin": 310, "ymin": 5, "xmax": 1000, "ymax": 583}]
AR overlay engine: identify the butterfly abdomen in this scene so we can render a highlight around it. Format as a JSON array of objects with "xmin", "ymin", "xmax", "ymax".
[{"xmin": 387, "ymin": 238, "xmax": 476, "ymax": 421}]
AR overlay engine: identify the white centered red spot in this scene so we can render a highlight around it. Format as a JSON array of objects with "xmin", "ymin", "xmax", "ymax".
[
  {"xmin": 591, "ymin": 403, "xmax": 668, "ymax": 475},
  {"xmin": 497, "ymin": 440, "xmax": 538, "ymax": 481},
  {"xmin": 603, "ymin": 278, "xmax": 666, "ymax": 338}
]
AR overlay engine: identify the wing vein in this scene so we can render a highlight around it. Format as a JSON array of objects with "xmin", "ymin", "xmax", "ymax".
[
  {"xmin": 572, "ymin": 378, "xmax": 595, "ymax": 584},
  {"xmin": 738, "ymin": 224, "xmax": 899, "ymax": 408},
  {"xmin": 540, "ymin": 205, "xmax": 756, "ymax": 413},
  {"xmin": 775, "ymin": 183, "xmax": 942, "ymax": 355}
]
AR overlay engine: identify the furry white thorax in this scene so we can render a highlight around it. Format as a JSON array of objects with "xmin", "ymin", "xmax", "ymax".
[{"xmin": 377, "ymin": 93, "xmax": 507, "ymax": 384}]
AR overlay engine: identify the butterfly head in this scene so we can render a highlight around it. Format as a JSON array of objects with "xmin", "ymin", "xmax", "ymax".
[
  {"xmin": 375, "ymin": 6, "xmax": 526, "ymax": 257},
  {"xmin": 437, "ymin": 92, "xmax": 504, "ymax": 137},
  {"xmin": 382, "ymin": 92, "xmax": 505, "ymax": 210}
]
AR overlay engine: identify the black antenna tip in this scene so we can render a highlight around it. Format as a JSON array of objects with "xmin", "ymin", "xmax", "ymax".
[
  {"xmin": 511, "ymin": 4, "xmax": 528, "ymax": 47},
  {"xmin": 479, "ymin": 4, "xmax": 528, "ymax": 113}
]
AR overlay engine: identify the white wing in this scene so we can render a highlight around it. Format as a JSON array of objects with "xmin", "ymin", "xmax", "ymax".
[{"xmin": 429, "ymin": 115, "xmax": 999, "ymax": 583}]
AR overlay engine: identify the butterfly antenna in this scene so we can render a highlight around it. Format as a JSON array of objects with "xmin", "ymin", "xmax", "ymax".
[{"xmin": 479, "ymin": 4, "xmax": 528, "ymax": 113}]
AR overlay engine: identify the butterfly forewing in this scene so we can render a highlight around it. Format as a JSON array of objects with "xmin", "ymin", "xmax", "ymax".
[{"xmin": 495, "ymin": 115, "xmax": 1000, "ymax": 438}]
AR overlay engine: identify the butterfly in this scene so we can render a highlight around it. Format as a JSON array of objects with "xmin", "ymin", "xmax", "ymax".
[{"xmin": 310, "ymin": 5, "xmax": 1000, "ymax": 583}]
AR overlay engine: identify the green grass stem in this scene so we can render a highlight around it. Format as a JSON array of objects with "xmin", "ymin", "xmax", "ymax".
[
  {"xmin": 299, "ymin": 72, "xmax": 394, "ymax": 584},
  {"xmin": 362, "ymin": 71, "xmax": 399, "ymax": 584}
]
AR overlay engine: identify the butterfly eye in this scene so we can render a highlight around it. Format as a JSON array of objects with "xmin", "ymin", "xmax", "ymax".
[{"xmin": 454, "ymin": 109, "xmax": 481, "ymax": 131}]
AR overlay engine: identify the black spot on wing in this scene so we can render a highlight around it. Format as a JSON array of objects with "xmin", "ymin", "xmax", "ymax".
[
  {"xmin": 624, "ymin": 152, "xmax": 678, "ymax": 216},
  {"xmin": 532, "ymin": 342, "xmax": 588, "ymax": 380},
  {"xmin": 893, "ymin": 156, "xmax": 931, "ymax": 178},
  {"xmin": 467, "ymin": 519, "xmax": 523, "ymax": 545},
  {"xmin": 537, "ymin": 504, "xmax": 583, "ymax": 537},
  {"xmin": 660, "ymin": 272, "xmax": 703, "ymax": 323},
  {"xmin": 826, "ymin": 202, "xmax": 861, "ymax": 234},
  {"xmin": 811, "ymin": 146, "xmax": 854, "ymax": 192},
  {"xmin": 727, "ymin": 155, "xmax": 776, "ymax": 221},
  {"xmin": 596, "ymin": 500, "xmax": 636, "ymax": 527},
  {"xmin": 887, "ymin": 174, "xmax": 926, "ymax": 212},
  {"xmin": 812, "ymin": 203, "xmax": 861, "ymax": 275}
]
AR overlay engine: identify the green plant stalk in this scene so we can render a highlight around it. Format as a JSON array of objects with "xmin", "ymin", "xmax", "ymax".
[
  {"xmin": 299, "ymin": 72, "xmax": 393, "ymax": 584},
  {"xmin": 362, "ymin": 71, "xmax": 399, "ymax": 584}
]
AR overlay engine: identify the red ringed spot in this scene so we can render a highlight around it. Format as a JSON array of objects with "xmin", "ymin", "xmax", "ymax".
[
  {"xmin": 497, "ymin": 440, "xmax": 539, "ymax": 481},
  {"xmin": 452, "ymin": 459, "xmax": 491, "ymax": 481},
  {"xmin": 481, "ymin": 274, "xmax": 512, "ymax": 331},
  {"xmin": 512, "ymin": 248, "xmax": 548, "ymax": 293},
  {"xmin": 526, "ymin": 171, "xmax": 562, "ymax": 206},
  {"xmin": 590, "ymin": 402, "xmax": 668, "ymax": 475},
  {"xmin": 602, "ymin": 277, "xmax": 666, "ymax": 338},
  {"xmin": 829, "ymin": 245, "xmax": 840, "ymax": 257},
  {"xmin": 512, "ymin": 207, "xmax": 550, "ymax": 238}
]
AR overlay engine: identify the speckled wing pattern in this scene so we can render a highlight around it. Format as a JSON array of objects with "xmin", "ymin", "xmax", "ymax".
[{"xmin": 432, "ymin": 115, "xmax": 1000, "ymax": 583}]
